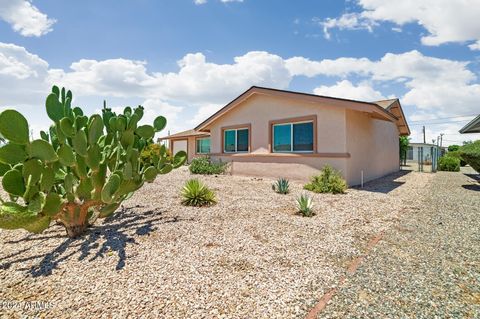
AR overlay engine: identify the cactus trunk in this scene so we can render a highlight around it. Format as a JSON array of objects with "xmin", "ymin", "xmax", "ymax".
[
  {"xmin": 57, "ymin": 201, "xmax": 98, "ymax": 238},
  {"xmin": 64, "ymin": 221, "xmax": 88, "ymax": 238}
]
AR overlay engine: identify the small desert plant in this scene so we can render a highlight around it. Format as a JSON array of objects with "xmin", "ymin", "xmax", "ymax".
[
  {"xmin": 296, "ymin": 193, "xmax": 314, "ymax": 217},
  {"xmin": 181, "ymin": 179, "xmax": 216, "ymax": 207},
  {"xmin": 272, "ymin": 177, "xmax": 290, "ymax": 194},
  {"xmin": 189, "ymin": 157, "xmax": 227, "ymax": 175},
  {"xmin": 438, "ymin": 155, "xmax": 460, "ymax": 172},
  {"xmin": 304, "ymin": 165, "xmax": 347, "ymax": 194}
]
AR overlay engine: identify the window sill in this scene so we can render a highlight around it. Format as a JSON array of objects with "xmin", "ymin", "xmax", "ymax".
[{"xmin": 212, "ymin": 152, "xmax": 350, "ymax": 158}]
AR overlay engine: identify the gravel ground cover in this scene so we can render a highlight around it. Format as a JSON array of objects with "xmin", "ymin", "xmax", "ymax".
[
  {"xmin": 0, "ymin": 167, "xmax": 433, "ymax": 318},
  {"xmin": 321, "ymin": 167, "xmax": 480, "ymax": 318}
]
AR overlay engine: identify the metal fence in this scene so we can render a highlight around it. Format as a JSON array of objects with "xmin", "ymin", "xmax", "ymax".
[{"xmin": 401, "ymin": 145, "xmax": 440, "ymax": 173}]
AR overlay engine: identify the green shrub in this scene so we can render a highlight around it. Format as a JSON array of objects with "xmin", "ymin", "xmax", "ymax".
[
  {"xmin": 448, "ymin": 144, "xmax": 460, "ymax": 152},
  {"xmin": 304, "ymin": 165, "xmax": 347, "ymax": 194},
  {"xmin": 189, "ymin": 157, "xmax": 227, "ymax": 175},
  {"xmin": 438, "ymin": 155, "xmax": 460, "ymax": 172},
  {"xmin": 460, "ymin": 140, "xmax": 480, "ymax": 173},
  {"xmin": 140, "ymin": 143, "xmax": 172, "ymax": 166},
  {"xmin": 296, "ymin": 193, "xmax": 314, "ymax": 217},
  {"xmin": 446, "ymin": 150, "xmax": 467, "ymax": 166},
  {"xmin": 181, "ymin": 179, "xmax": 216, "ymax": 207},
  {"xmin": 272, "ymin": 178, "xmax": 290, "ymax": 194}
]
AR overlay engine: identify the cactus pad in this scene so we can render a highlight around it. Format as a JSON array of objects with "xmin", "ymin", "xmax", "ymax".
[
  {"xmin": 0, "ymin": 143, "xmax": 28, "ymax": 165},
  {"xmin": 2, "ymin": 169, "xmax": 26, "ymax": 196},
  {"xmin": 0, "ymin": 109, "xmax": 29, "ymax": 145},
  {"xmin": 28, "ymin": 140, "xmax": 58, "ymax": 163},
  {"xmin": 153, "ymin": 116, "xmax": 167, "ymax": 132}
]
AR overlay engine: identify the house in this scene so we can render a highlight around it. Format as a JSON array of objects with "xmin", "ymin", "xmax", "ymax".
[
  {"xmin": 459, "ymin": 114, "xmax": 480, "ymax": 134},
  {"xmin": 407, "ymin": 143, "xmax": 443, "ymax": 163},
  {"xmin": 160, "ymin": 86, "xmax": 410, "ymax": 185}
]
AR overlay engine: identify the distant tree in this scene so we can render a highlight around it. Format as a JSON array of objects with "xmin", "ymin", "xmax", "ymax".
[
  {"xmin": 463, "ymin": 140, "xmax": 473, "ymax": 145},
  {"xmin": 448, "ymin": 144, "xmax": 460, "ymax": 152},
  {"xmin": 399, "ymin": 136, "xmax": 410, "ymax": 165}
]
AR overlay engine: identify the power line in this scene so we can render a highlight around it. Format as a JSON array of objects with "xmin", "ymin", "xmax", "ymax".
[
  {"xmin": 409, "ymin": 114, "xmax": 477, "ymax": 123},
  {"xmin": 409, "ymin": 119, "xmax": 473, "ymax": 126},
  {"xmin": 442, "ymin": 139, "xmax": 468, "ymax": 143}
]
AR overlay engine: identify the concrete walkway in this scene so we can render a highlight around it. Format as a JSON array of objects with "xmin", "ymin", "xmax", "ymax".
[{"xmin": 319, "ymin": 168, "xmax": 480, "ymax": 318}]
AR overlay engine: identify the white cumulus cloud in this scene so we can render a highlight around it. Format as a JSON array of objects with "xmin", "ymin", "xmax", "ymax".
[
  {"xmin": 313, "ymin": 80, "xmax": 385, "ymax": 101},
  {"xmin": 319, "ymin": 0, "xmax": 480, "ymax": 50},
  {"xmin": 50, "ymin": 51, "xmax": 292, "ymax": 105},
  {"xmin": 316, "ymin": 13, "xmax": 377, "ymax": 39},
  {"xmin": 0, "ymin": 0, "xmax": 56, "ymax": 37},
  {"xmin": 286, "ymin": 50, "xmax": 479, "ymax": 116},
  {"xmin": 1, "ymin": 42, "xmax": 479, "ymax": 144}
]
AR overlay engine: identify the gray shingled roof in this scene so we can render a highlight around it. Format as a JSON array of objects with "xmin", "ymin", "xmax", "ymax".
[{"xmin": 158, "ymin": 129, "xmax": 210, "ymax": 140}]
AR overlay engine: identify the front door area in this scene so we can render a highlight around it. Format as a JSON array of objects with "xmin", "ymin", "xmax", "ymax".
[{"xmin": 172, "ymin": 139, "xmax": 188, "ymax": 157}]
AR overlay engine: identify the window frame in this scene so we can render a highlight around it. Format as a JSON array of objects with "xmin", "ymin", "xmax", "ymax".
[
  {"xmin": 269, "ymin": 115, "xmax": 317, "ymax": 154},
  {"xmin": 195, "ymin": 136, "xmax": 211, "ymax": 155},
  {"xmin": 221, "ymin": 124, "xmax": 251, "ymax": 154}
]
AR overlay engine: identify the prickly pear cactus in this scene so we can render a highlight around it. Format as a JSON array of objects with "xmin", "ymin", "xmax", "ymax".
[{"xmin": 0, "ymin": 86, "xmax": 186, "ymax": 237}]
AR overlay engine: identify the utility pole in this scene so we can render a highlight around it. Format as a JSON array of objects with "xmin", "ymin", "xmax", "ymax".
[
  {"xmin": 423, "ymin": 126, "xmax": 426, "ymax": 144},
  {"xmin": 440, "ymin": 133, "xmax": 444, "ymax": 148}
]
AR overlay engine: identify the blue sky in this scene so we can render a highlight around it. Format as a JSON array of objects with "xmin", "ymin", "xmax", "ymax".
[{"xmin": 1, "ymin": 0, "xmax": 479, "ymax": 145}]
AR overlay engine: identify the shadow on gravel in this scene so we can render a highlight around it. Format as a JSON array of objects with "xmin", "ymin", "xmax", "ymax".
[
  {"xmin": 464, "ymin": 173, "xmax": 480, "ymax": 182},
  {"xmin": 0, "ymin": 206, "xmax": 190, "ymax": 277},
  {"xmin": 352, "ymin": 170, "xmax": 411, "ymax": 194},
  {"xmin": 462, "ymin": 173, "xmax": 480, "ymax": 191},
  {"xmin": 462, "ymin": 184, "xmax": 480, "ymax": 192}
]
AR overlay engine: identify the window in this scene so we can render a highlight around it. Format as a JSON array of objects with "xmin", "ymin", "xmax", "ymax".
[
  {"xmin": 407, "ymin": 146, "xmax": 413, "ymax": 160},
  {"xmin": 196, "ymin": 137, "xmax": 210, "ymax": 154},
  {"xmin": 223, "ymin": 128, "xmax": 249, "ymax": 153},
  {"xmin": 273, "ymin": 121, "xmax": 314, "ymax": 152}
]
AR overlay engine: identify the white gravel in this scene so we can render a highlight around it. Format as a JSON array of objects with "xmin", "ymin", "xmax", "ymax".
[
  {"xmin": 0, "ymin": 167, "xmax": 433, "ymax": 318},
  {"xmin": 321, "ymin": 167, "xmax": 480, "ymax": 318}
]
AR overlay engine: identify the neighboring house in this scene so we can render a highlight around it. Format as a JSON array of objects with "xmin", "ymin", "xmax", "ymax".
[
  {"xmin": 459, "ymin": 114, "xmax": 480, "ymax": 134},
  {"xmin": 407, "ymin": 143, "xmax": 444, "ymax": 163},
  {"xmin": 159, "ymin": 129, "xmax": 210, "ymax": 159},
  {"xmin": 160, "ymin": 86, "xmax": 410, "ymax": 185}
]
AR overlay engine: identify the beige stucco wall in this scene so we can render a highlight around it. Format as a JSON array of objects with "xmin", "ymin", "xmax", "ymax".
[
  {"xmin": 207, "ymin": 94, "xmax": 349, "ymax": 181},
  {"xmin": 214, "ymin": 155, "xmax": 347, "ymax": 181},
  {"xmin": 345, "ymin": 110, "xmax": 400, "ymax": 185},
  {"xmin": 202, "ymin": 93, "xmax": 400, "ymax": 184},
  {"xmin": 209, "ymin": 94, "xmax": 347, "ymax": 154}
]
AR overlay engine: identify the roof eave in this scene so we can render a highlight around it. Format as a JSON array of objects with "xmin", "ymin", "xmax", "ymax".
[
  {"xmin": 459, "ymin": 114, "xmax": 480, "ymax": 134},
  {"xmin": 394, "ymin": 99, "xmax": 411, "ymax": 136},
  {"xmin": 158, "ymin": 132, "xmax": 210, "ymax": 140},
  {"xmin": 195, "ymin": 86, "xmax": 400, "ymax": 131}
]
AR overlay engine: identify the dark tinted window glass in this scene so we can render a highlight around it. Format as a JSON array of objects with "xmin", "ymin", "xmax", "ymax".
[
  {"xmin": 293, "ymin": 122, "xmax": 313, "ymax": 151},
  {"xmin": 273, "ymin": 124, "xmax": 291, "ymax": 152},
  {"xmin": 237, "ymin": 129, "xmax": 249, "ymax": 152},
  {"xmin": 224, "ymin": 130, "xmax": 236, "ymax": 152}
]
